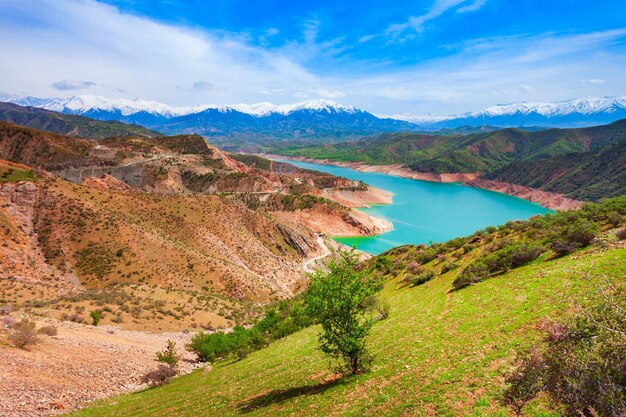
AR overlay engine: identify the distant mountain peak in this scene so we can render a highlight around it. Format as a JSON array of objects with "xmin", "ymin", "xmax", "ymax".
[
  {"xmin": 8, "ymin": 95, "xmax": 359, "ymax": 118},
  {"xmin": 379, "ymin": 96, "xmax": 626, "ymax": 128},
  {"xmin": 5, "ymin": 94, "xmax": 626, "ymax": 134}
]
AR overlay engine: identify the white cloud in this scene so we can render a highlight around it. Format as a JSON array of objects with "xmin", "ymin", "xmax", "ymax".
[
  {"xmin": 0, "ymin": 1, "xmax": 624, "ymax": 114},
  {"xmin": 339, "ymin": 30, "xmax": 626, "ymax": 113},
  {"xmin": 0, "ymin": 0, "xmax": 318, "ymax": 105},
  {"xmin": 385, "ymin": 0, "xmax": 488, "ymax": 39},
  {"xmin": 50, "ymin": 79, "xmax": 96, "ymax": 90},
  {"xmin": 456, "ymin": 0, "xmax": 487, "ymax": 13}
]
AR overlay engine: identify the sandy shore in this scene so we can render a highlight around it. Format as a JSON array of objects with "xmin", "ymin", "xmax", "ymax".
[
  {"xmin": 264, "ymin": 154, "xmax": 584, "ymax": 211},
  {"xmin": 464, "ymin": 179, "xmax": 583, "ymax": 211},
  {"xmin": 321, "ymin": 186, "xmax": 393, "ymax": 208}
]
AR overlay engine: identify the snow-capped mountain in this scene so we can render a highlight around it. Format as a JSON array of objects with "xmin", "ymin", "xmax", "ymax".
[
  {"xmin": 381, "ymin": 96, "xmax": 626, "ymax": 129},
  {"xmin": 6, "ymin": 95, "xmax": 626, "ymax": 139},
  {"xmin": 7, "ymin": 95, "xmax": 412, "ymax": 139},
  {"xmin": 9, "ymin": 95, "xmax": 359, "ymax": 118}
]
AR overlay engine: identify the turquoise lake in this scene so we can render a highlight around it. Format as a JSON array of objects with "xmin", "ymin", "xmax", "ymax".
[{"xmin": 276, "ymin": 159, "xmax": 552, "ymax": 254}]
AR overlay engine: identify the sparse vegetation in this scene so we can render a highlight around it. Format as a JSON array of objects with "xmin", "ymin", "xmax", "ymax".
[
  {"xmin": 8, "ymin": 319, "xmax": 39, "ymax": 349},
  {"xmin": 187, "ymin": 299, "xmax": 311, "ymax": 363},
  {"xmin": 37, "ymin": 325, "xmax": 58, "ymax": 336},
  {"xmin": 156, "ymin": 340, "xmax": 181, "ymax": 368},
  {"xmin": 503, "ymin": 282, "xmax": 626, "ymax": 417},
  {"xmin": 90, "ymin": 310, "xmax": 103, "ymax": 326},
  {"xmin": 141, "ymin": 365, "xmax": 178, "ymax": 387}
]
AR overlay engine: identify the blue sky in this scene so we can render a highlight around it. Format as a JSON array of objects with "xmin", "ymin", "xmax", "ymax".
[{"xmin": 1, "ymin": 0, "xmax": 625, "ymax": 114}]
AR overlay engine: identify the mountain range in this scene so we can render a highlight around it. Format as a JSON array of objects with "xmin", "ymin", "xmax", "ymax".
[
  {"xmin": 6, "ymin": 95, "xmax": 626, "ymax": 141},
  {"xmin": 387, "ymin": 96, "xmax": 626, "ymax": 129}
]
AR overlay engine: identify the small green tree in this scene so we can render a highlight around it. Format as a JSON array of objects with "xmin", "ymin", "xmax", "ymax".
[
  {"xmin": 90, "ymin": 310, "xmax": 103, "ymax": 326},
  {"xmin": 156, "ymin": 339, "xmax": 181, "ymax": 369},
  {"xmin": 305, "ymin": 250, "xmax": 381, "ymax": 375}
]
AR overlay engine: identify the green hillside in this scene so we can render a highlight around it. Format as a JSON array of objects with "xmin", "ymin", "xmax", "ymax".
[
  {"xmin": 485, "ymin": 140, "xmax": 626, "ymax": 201},
  {"xmin": 0, "ymin": 101, "xmax": 159, "ymax": 139},
  {"xmin": 276, "ymin": 119, "xmax": 626, "ymax": 174},
  {"xmin": 71, "ymin": 199, "xmax": 626, "ymax": 417}
]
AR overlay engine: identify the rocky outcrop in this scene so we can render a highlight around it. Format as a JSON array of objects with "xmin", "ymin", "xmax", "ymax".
[
  {"xmin": 277, "ymin": 223, "xmax": 321, "ymax": 257},
  {"xmin": 464, "ymin": 179, "xmax": 584, "ymax": 211},
  {"xmin": 273, "ymin": 206, "xmax": 393, "ymax": 238},
  {"xmin": 82, "ymin": 174, "xmax": 133, "ymax": 193},
  {"xmin": 0, "ymin": 181, "xmax": 74, "ymax": 290},
  {"xmin": 321, "ymin": 186, "xmax": 393, "ymax": 208}
]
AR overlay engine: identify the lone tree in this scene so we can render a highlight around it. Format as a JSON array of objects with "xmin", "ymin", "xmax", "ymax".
[{"xmin": 305, "ymin": 250, "xmax": 381, "ymax": 375}]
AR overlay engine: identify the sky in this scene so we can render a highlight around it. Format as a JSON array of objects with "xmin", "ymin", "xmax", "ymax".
[{"xmin": 0, "ymin": 0, "xmax": 625, "ymax": 114}]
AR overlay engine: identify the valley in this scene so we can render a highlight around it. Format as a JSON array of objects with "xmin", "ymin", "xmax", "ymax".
[
  {"xmin": 0, "ymin": 98, "xmax": 624, "ymax": 415},
  {"xmin": 3, "ymin": 2, "xmax": 626, "ymax": 416}
]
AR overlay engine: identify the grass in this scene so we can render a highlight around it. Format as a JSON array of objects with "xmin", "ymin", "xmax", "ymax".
[
  {"xmin": 70, "ymin": 240, "xmax": 625, "ymax": 417},
  {"xmin": 0, "ymin": 165, "xmax": 37, "ymax": 182}
]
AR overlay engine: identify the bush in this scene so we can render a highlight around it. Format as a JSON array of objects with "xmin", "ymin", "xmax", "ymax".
[
  {"xmin": 561, "ymin": 220, "xmax": 598, "ymax": 248},
  {"xmin": 37, "ymin": 325, "xmax": 58, "ymax": 336},
  {"xmin": 141, "ymin": 364, "xmax": 177, "ymax": 387},
  {"xmin": 550, "ymin": 241, "xmax": 577, "ymax": 257},
  {"xmin": 503, "ymin": 285, "xmax": 626, "ymax": 416},
  {"xmin": 187, "ymin": 300, "xmax": 311, "ymax": 363},
  {"xmin": 405, "ymin": 270, "xmax": 435, "ymax": 286},
  {"xmin": 454, "ymin": 242, "xmax": 544, "ymax": 289},
  {"xmin": 90, "ymin": 310, "xmax": 103, "ymax": 326},
  {"xmin": 1, "ymin": 315, "xmax": 16, "ymax": 329},
  {"xmin": 156, "ymin": 340, "xmax": 181, "ymax": 368},
  {"xmin": 616, "ymin": 228, "xmax": 626, "ymax": 240},
  {"xmin": 607, "ymin": 211, "xmax": 623, "ymax": 227},
  {"xmin": 453, "ymin": 263, "xmax": 489, "ymax": 289},
  {"xmin": 375, "ymin": 300, "xmax": 390, "ymax": 320},
  {"xmin": 405, "ymin": 261, "xmax": 423, "ymax": 274},
  {"xmin": 441, "ymin": 262, "xmax": 459, "ymax": 274},
  {"xmin": 9, "ymin": 319, "xmax": 39, "ymax": 349}
]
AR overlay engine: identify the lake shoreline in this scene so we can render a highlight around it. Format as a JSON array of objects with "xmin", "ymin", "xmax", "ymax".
[{"xmin": 260, "ymin": 153, "xmax": 583, "ymax": 211}]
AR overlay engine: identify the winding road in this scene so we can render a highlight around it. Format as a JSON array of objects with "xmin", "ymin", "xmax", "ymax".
[{"xmin": 302, "ymin": 234, "xmax": 331, "ymax": 274}]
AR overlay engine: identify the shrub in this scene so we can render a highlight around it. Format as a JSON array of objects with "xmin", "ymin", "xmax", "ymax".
[
  {"xmin": 1, "ymin": 315, "xmax": 17, "ymax": 329},
  {"xmin": 37, "ymin": 325, "xmax": 58, "ymax": 336},
  {"xmin": 141, "ymin": 364, "xmax": 177, "ymax": 387},
  {"xmin": 616, "ymin": 228, "xmax": 626, "ymax": 240},
  {"xmin": 156, "ymin": 340, "xmax": 181, "ymax": 368},
  {"xmin": 405, "ymin": 270, "xmax": 435, "ymax": 286},
  {"xmin": 453, "ymin": 262, "xmax": 490, "ymax": 289},
  {"xmin": 561, "ymin": 220, "xmax": 598, "ymax": 248},
  {"xmin": 441, "ymin": 262, "xmax": 459, "ymax": 274},
  {"xmin": 607, "ymin": 211, "xmax": 623, "ymax": 227},
  {"xmin": 503, "ymin": 286, "xmax": 626, "ymax": 416},
  {"xmin": 187, "ymin": 300, "xmax": 311, "ymax": 363},
  {"xmin": 375, "ymin": 300, "xmax": 390, "ymax": 320},
  {"xmin": 454, "ymin": 242, "xmax": 543, "ymax": 290},
  {"xmin": 550, "ymin": 241, "xmax": 577, "ymax": 257},
  {"xmin": 9, "ymin": 319, "xmax": 39, "ymax": 349},
  {"xmin": 90, "ymin": 310, "xmax": 103, "ymax": 326},
  {"xmin": 405, "ymin": 261, "xmax": 423, "ymax": 274}
]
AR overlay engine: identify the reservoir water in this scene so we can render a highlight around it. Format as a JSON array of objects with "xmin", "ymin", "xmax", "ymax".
[{"xmin": 276, "ymin": 159, "xmax": 552, "ymax": 254}]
